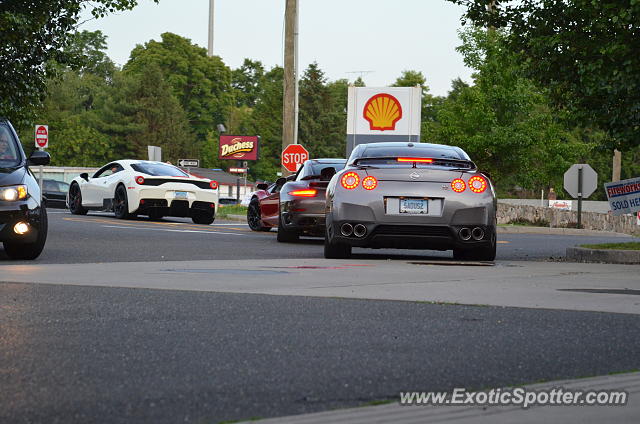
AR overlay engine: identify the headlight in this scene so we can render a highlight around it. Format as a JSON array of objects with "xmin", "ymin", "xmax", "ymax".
[{"xmin": 1, "ymin": 185, "xmax": 27, "ymax": 201}]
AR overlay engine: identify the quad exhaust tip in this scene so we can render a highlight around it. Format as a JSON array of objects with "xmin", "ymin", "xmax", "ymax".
[
  {"xmin": 353, "ymin": 224, "xmax": 367, "ymax": 238},
  {"xmin": 472, "ymin": 227, "xmax": 485, "ymax": 240},
  {"xmin": 340, "ymin": 223, "xmax": 354, "ymax": 237},
  {"xmin": 459, "ymin": 227, "xmax": 472, "ymax": 241}
]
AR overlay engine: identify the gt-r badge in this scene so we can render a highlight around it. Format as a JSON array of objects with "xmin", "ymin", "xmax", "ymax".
[{"xmin": 410, "ymin": 172, "xmax": 420, "ymax": 180}]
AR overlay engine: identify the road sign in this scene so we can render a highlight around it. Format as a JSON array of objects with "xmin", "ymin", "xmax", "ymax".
[
  {"xmin": 564, "ymin": 164, "xmax": 597, "ymax": 199},
  {"xmin": 178, "ymin": 159, "xmax": 200, "ymax": 167},
  {"xmin": 35, "ymin": 125, "xmax": 48, "ymax": 148},
  {"xmin": 282, "ymin": 144, "xmax": 309, "ymax": 173},
  {"xmin": 229, "ymin": 167, "xmax": 247, "ymax": 174}
]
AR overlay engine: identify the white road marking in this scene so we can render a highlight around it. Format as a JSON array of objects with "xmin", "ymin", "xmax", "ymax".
[{"xmin": 101, "ymin": 225, "xmax": 246, "ymax": 236}]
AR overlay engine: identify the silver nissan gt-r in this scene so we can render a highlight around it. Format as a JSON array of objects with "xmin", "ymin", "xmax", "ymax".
[{"xmin": 324, "ymin": 142, "xmax": 497, "ymax": 260}]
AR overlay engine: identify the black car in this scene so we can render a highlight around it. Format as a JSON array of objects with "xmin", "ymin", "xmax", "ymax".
[
  {"xmin": 43, "ymin": 179, "xmax": 70, "ymax": 209},
  {"xmin": 0, "ymin": 119, "xmax": 51, "ymax": 259}
]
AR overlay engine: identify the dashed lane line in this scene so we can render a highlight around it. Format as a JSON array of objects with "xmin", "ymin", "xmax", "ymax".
[{"xmin": 100, "ymin": 225, "xmax": 247, "ymax": 236}]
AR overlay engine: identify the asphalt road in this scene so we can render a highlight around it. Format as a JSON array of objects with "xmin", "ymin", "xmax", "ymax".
[
  {"xmin": 2, "ymin": 282, "xmax": 640, "ymax": 424},
  {"xmin": 0, "ymin": 210, "xmax": 633, "ymax": 264}
]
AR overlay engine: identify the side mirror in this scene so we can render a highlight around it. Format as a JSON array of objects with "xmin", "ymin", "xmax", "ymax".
[
  {"xmin": 320, "ymin": 167, "xmax": 336, "ymax": 181},
  {"xmin": 275, "ymin": 177, "xmax": 287, "ymax": 187},
  {"xmin": 27, "ymin": 150, "xmax": 50, "ymax": 166},
  {"xmin": 80, "ymin": 172, "xmax": 89, "ymax": 181},
  {"xmin": 256, "ymin": 183, "xmax": 268, "ymax": 190}
]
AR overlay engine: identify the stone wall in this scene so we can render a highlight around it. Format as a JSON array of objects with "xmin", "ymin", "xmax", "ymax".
[{"xmin": 497, "ymin": 201, "xmax": 640, "ymax": 236}]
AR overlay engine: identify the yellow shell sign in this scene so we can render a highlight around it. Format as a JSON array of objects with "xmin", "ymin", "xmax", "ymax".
[{"xmin": 363, "ymin": 93, "xmax": 403, "ymax": 131}]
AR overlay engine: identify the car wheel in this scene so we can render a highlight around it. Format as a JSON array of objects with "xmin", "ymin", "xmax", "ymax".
[
  {"xmin": 324, "ymin": 223, "xmax": 351, "ymax": 259},
  {"xmin": 3, "ymin": 208, "xmax": 48, "ymax": 260},
  {"xmin": 247, "ymin": 197, "xmax": 270, "ymax": 232},
  {"xmin": 68, "ymin": 183, "xmax": 88, "ymax": 215},
  {"xmin": 453, "ymin": 229, "xmax": 496, "ymax": 261},
  {"xmin": 277, "ymin": 212, "xmax": 299, "ymax": 243},
  {"xmin": 192, "ymin": 211, "xmax": 215, "ymax": 225},
  {"xmin": 113, "ymin": 185, "xmax": 132, "ymax": 219}
]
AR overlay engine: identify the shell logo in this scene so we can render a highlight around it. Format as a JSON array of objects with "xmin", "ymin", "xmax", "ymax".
[{"xmin": 363, "ymin": 93, "xmax": 403, "ymax": 131}]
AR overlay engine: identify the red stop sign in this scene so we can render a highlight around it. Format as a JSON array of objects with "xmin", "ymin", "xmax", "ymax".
[{"xmin": 281, "ymin": 144, "xmax": 309, "ymax": 172}]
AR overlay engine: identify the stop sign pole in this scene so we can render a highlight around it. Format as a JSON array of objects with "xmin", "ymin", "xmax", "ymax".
[
  {"xmin": 35, "ymin": 124, "xmax": 49, "ymax": 202},
  {"xmin": 563, "ymin": 164, "xmax": 598, "ymax": 229}
]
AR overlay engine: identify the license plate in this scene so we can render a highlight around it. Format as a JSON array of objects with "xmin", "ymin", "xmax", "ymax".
[
  {"xmin": 174, "ymin": 191, "xmax": 188, "ymax": 199},
  {"xmin": 400, "ymin": 198, "xmax": 428, "ymax": 214}
]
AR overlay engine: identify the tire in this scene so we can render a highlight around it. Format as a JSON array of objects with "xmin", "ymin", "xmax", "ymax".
[
  {"xmin": 277, "ymin": 212, "xmax": 299, "ymax": 242},
  {"xmin": 4, "ymin": 208, "xmax": 48, "ymax": 260},
  {"xmin": 453, "ymin": 228, "xmax": 496, "ymax": 261},
  {"xmin": 68, "ymin": 183, "xmax": 88, "ymax": 215},
  {"xmin": 113, "ymin": 185, "xmax": 132, "ymax": 219},
  {"xmin": 192, "ymin": 211, "xmax": 215, "ymax": 225},
  {"xmin": 324, "ymin": 223, "xmax": 351, "ymax": 259},
  {"xmin": 247, "ymin": 197, "xmax": 271, "ymax": 232}
]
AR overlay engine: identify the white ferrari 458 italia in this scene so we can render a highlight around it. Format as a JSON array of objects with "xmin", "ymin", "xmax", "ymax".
[{"xmin": 67, "ymin": 160, "xmax": 219, "ymax": 224}]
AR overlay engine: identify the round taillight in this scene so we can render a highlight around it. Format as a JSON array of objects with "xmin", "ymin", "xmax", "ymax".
[
  {"xmin": 341, "ymin": 172, "xmax": 360, "ymax": 189},
  {"xmin": 210, "ymin": 180, "xmax": 218, "ymax": 189},
  {"xmin": 135, "ymin": 176, "xmax": 145, "ymax": 185},
  {"xmin": 451, "ymin": 178, "xmax": 466, "ymax": 193},
  {"xmin": 468, "ymin": 176, "xmax": 487, "ymax": 193},
  {"xmin": 362, "ymin": 176, "xmax": 378, "ymax": 190}
]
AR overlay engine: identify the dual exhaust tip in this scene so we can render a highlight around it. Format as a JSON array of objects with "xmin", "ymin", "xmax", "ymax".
[
  {"xmin": 341, "ymin": 223, "xmax": 367, "ymax": 238},
  {"xmin": 459, "ymin": 227, "xmax": 484, "ymax": 241}
]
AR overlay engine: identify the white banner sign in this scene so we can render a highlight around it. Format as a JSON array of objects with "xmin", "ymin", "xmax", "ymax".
[
  {"xmin": 549, "ymin": 200, "xmax": 572, "ymax": 210},
  {"xmin": 604, "ymin": 177, "xmax": 640, "ymax": 216}
]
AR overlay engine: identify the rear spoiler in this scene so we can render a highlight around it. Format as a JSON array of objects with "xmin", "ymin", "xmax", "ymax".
[{"xmin": 352, "ymin": 156, "xmax": 477, "ymax": 170}]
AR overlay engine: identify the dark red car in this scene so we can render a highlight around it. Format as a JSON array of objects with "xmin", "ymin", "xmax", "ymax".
[{"xmin": 247, "ymin": 159, "xmax": 346, "ymax": 241}]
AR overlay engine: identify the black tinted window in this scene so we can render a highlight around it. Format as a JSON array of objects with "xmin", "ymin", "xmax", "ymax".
[
  {"xmin": 362, "ymin": 145, "xmax": 466, "ymax": 160},
  {"xmin": 131, "ymin": 162, "xmax": 188, "ymax": 177},
  {"xmin": 0, "ymin": 125, "xmax": 20, "ymax": 166},
  {"xmin": 297, "ymin": 161, "xmax": 346, "ymax": 180}
]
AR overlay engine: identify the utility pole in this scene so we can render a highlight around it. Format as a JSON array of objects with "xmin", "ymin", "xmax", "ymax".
[
  {"xmin": 612, "ymin": 149, "xmax": 622, "ymax": 182},
  {"xmin": 207, "ymin": 0, "xmax": 214, "ymax": 56},
  {"xmin": 282, "ymin": 0, "xmax": 298, "ymax": 175}
]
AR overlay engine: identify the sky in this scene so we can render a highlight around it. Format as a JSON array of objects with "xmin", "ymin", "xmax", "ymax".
[{"xmin": 81, "ymin": 0, "xmax": 474, "ymax": 96}]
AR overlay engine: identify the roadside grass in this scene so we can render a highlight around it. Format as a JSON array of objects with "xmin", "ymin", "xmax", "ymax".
[
  {"xmin": 580, "ymin": 242, "xmax": 640, "ymax": 250},
  {"xmin": 503, "ymin": 217, "xmax": 550, "ymax": 227},
  {"xmin": 217, "ymin": 204, "xmax": 247, "ymax": 219}
]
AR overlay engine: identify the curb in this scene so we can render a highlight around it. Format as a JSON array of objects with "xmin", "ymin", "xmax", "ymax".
[
  {"xmin": 220, "ymin": 214, "xmax": 246, "ymax": 222},
  {"xmin": 498, "ymin": 226, "xmax": 632, "ymax": 237},
  {"xmin": 566, "ymin": 247, "xmax": 640, "ymax": 264}
]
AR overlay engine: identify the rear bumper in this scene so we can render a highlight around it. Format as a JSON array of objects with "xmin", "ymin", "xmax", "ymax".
[
  {"xmin": 137, "ymin": 199, "xmax": 216, "ymax": 217},
  {"xmin": 327, "ymin": 217, "xmax": 494, "ymax": 251},
  {"xmin": 280, "ymin": 199, "xmax": 326, "ymax": 235},
  {"xmin": 128, "ymin": 187, "xmax": 218, "ymax": 214}
]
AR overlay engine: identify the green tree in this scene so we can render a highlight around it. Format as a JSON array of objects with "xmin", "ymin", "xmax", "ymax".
[
  {"xmin": 448, "ymin": 0, "xmax": 640, "ymax": 151},
  {"xmin": 231, "ymin": 58, "xmax": 265, "ymax": 108},
  {"xmin": 124, "ymin": 32, "xmax": 233, "ymax": 145},
  {"xmin": 0, "ymin": 0, "xmax": 155, "ymax": 126},
  {"xmin": 424, "ymin": 28, "xmax": 586, "ymax": 192}
]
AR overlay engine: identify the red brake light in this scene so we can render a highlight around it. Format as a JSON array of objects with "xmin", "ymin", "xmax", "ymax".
[
  {"xmin": 451, "ymin": 178, "xmax": 466, "ymax": 193},
  {"xmin": 362, "ymin": 176, "xmax": 378, "ymax": 190},
  {"xmin": 468, "ymin": 175, "xmax": 487, "ymax": 193},
  {"xmin": 288, "ymin": 189, "xmax": 317, "ymax": 197},
  {"xmin": 341, "ymin": 172, "xmax": 360, "ymax": 189},
  {"xmin": 135, "ymin": 176, "xmax": 145, "ymax": 185},
  {"xmin": 210, "ymin": 180, "xmax": 219, "ymax": 189},
  {"xmin": 397, "ymin": 157, "xmax": 434, "ymax": 163}
]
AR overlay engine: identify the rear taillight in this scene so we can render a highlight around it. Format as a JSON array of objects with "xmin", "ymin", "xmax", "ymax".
[
  {"xmin": 362, "ymin": 176, "xmax": 378, "ymax": 190},
  {"xmin": 341, "ymin": 172, "xmax": 360, "ymax": 189},
  {"xmin": 210, "ymin": 180, "xmax": 219, "ymax": 189},
  {"xmin": 289, "ymin": 189, "xmax": 317, "ymax": 197},
  {"xmin": 468, "ymin": 176, "xmax": 487, "ymax": 193},
  {"xmin": 397, "ymin": 157, "xmax": 434, "ymax": 163},
  {"xmin": 451, "ymin": 178, "xmax": 466, "ymax": 193},
  {"xmin": 135, "ymin": 176, "xmax": 145, "ymax": 185}
]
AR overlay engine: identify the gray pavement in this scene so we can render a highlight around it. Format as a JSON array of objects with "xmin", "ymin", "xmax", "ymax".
[{"xmin": 2, "ymin": 282, "xmax": 639, "ymax": 424}]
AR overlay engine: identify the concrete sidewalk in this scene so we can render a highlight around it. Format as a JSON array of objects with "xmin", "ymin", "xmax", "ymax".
[
  {"xmin": 243, "ymin": 371, "xmax": 640, "ymax": 424},
  {"xmin": 1, "ymin": 258, "xmax": 638, "ymax": 314}
]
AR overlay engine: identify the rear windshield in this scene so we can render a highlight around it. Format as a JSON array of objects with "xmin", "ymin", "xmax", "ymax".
[
  {"xmin": 131, "ymin": 162, "xmax": 188, "ymax": 177},
  {"xmin": 298, "ymin": 161, "xmax": 346, "ymax": 180},
  {"xmin": 0, "ymin": 124, "xmax": 21, "ymax": 167},
  {"xmin": 361, "ymin": 145, "xmax": 467, "ymax": 160}
]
